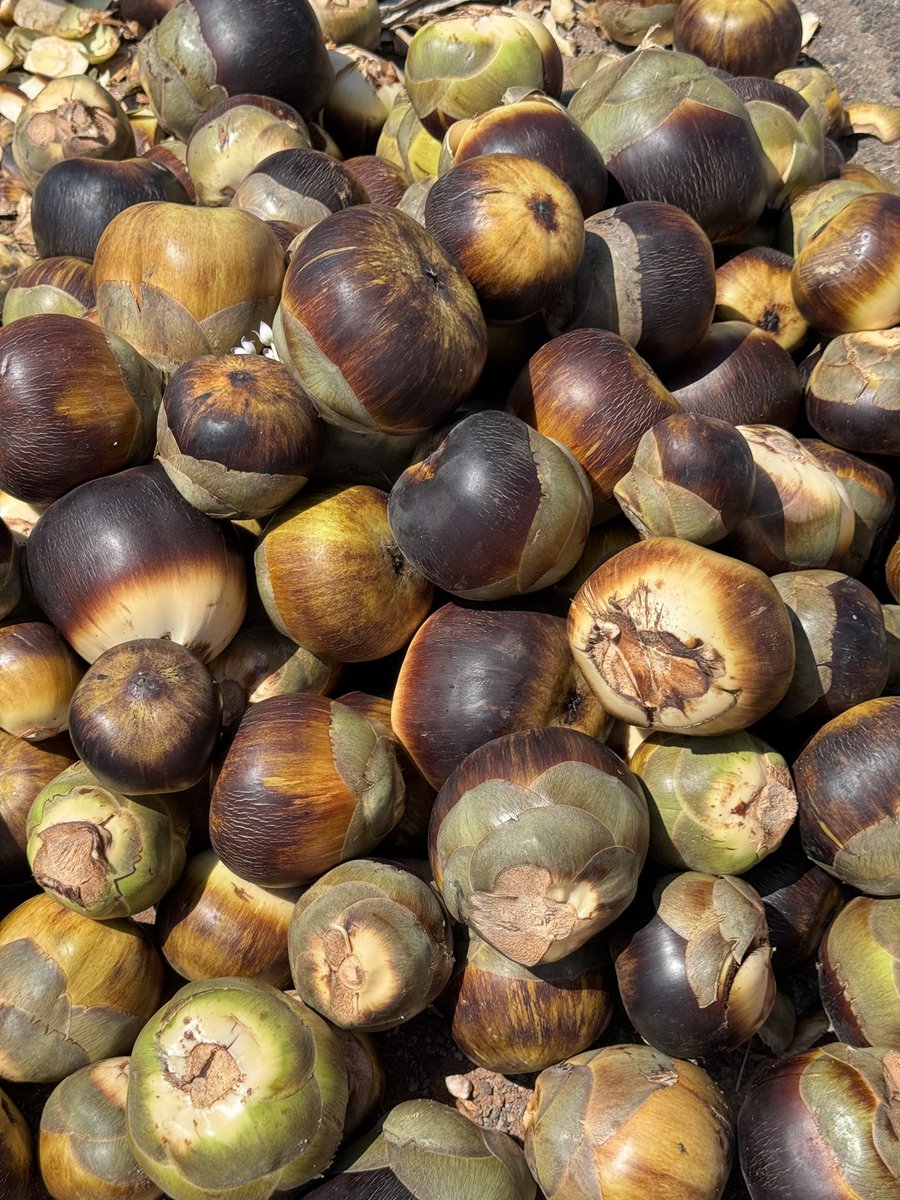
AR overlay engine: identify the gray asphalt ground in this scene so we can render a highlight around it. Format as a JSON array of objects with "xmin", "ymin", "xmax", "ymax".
[{"xmin": 802, "ymin": 0, "xmax": 899, "ymax": 180}]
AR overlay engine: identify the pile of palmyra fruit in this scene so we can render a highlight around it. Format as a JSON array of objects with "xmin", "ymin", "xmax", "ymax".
[{"xmin": 0, "ymin": 0, "xmax": 898, "ymax": 1196}]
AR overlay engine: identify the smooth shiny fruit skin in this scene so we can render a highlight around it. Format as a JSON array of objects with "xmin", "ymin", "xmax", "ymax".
[
  {"xmin": 387, "ymin": 410, "xmax": 592, "ymax": 600},
  {"xmin": 738, "ymin": 1045, "xmax": 900, "ymax": 1200},
  {"xmin": 273, "ymin": 204, "xmax": 488, "ymax": 435},
  {"xmin": 0, "ymin": 730, "xmax": 77, "ymax": 883},
  {"xmin": 391, "ymin": 602, "xmax": 609, "ymax": 789},
  {"xmin": 125, "ymin": 978, "xmax": 348, "ymax": 1200},
  {"xmin": 446, "ymin": 97, "xmax": 608, "ymax": 218},
  {"xmin": 0, "ymin": 314, "xmax": 161, "ymax": 505},
  {"xmin": 156, "ymin": 849, "xmax": 300, "ymax": 986},
  {"xmin": 613, "ymin": 872, "xmax": 775, "ymax": 1059},
  {"xmin": 613, "ymin": 411, "xmax": 757, "ymax": 545},
  {"xmin": 31, "ymin": 157, "xmax": 191, "ymax": 261},
  {"xmin": 673, "ymin": 0, "xmax": 803, "ymax": 78},
  {"xmin": 423, "ymin": 153, "xmax": 586, "ymax": 321},
  {"xmin": 139, "ymin": 0, "xmax": 334, "ymax": 141},
  {"xmin": 805, "ymin": 328, "xmax": 900, "ymax": 456},
  {"xmin": 662, "ymin": 321, "xmax": 802, "ymax": 428},
  {"xmin": 67, "ymin": 638, "xmax": 221, "ymax": 795},
  {"xmin": 525, "ymin": 1044, "xmax": 734, "ymax": 1200},
  {"xmin": 795, "ymin": 697, "xmax": 900, "ymax": 896},
  {"xmin": 446, "ymin": 932, "xmax": 615, "ymax": 1075},
  {"xmin": 509, "ymin": 327, "xmax": 681, "ymax": 520},
  {"xmin": 791, "ymin": 192, "xmax": 900, "ymax": 334},
  {"xmin": 25, "ymin": 463, "xmax": 248, "ymax": 665}
]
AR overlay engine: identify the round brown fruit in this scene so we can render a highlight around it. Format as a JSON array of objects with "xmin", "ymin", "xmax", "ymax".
[
  {"xmin": 67, "ymin": 638, "xmax": 220, "ymax": 795},
  {"xmin": 568, "ymin": 537, "xmax": 796, "ymax": 734},
  {"xmin": 255, "ymin": 484, "xmax": 433, "ymax": 663},
  {"xmin": 424, "ymin": 153, "xmax": 584, "ymax": 321}
]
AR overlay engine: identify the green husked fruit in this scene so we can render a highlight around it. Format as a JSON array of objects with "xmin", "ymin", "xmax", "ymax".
[{"xmin": 127, "ymin": 978, "xmax": 348, "ymax": 1200}]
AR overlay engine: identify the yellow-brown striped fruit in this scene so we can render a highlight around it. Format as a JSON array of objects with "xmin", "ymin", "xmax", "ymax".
[
  {"xmin": 94, "ymin": 203, "xmax": 286, "ymax": 373},
  {"xmin": 210, "ymin": 693, "xmax": 404, "ymax": 887},
  {"xmin": 509, "ymin": 328, "xmax": 680, "ymax": 521},
  {"xmin": 673, "ymin": 0, "xmax": 802, "ymax": 78},
  {"xmin": 2, "ymin": 255, "xmax": 94, "ymax": 325},
  {"xmin": 0, "ymin": 730, "xmax": 76, "ymax": 884},
  {"xmin": 440, "ymin": 94, "xmax": 607, "ymax": 218},
  {"xmin": 792, "ymin": 192, "xmax": 900, "ymax": 334},
  {"xmin": 156, "ymin": 353, "xmax": 323, "ymax": 520},
  {"xmin": 255, "ymin": 484, "xmax": 432, "ymax": 662},
  {"xmin": 714, "ymin": 246, "xmax": 808, "ymax": 352},
  {"xmin": 0, "ymin": 622, "xmax": 84, "ymax": 742},
  {"xmin": 273, "ymin": 205, "xmax": 487, "ymax": 434},
  {"xmin": 424, "ymin": 153, "xmax": 584, "ymax": 321},
  {"xmin": 446, "ymin": 931, "xmax": 615, "ymax": 1075},
  {"xmin": 156, "ymin": 849, "xmax": 301, "ymax": 986},
  {"xmin": 0, "ymin": 1085, "xmax": 32, "ymax": 1200}
]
